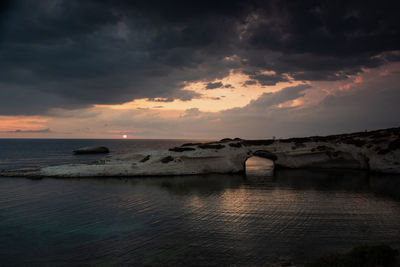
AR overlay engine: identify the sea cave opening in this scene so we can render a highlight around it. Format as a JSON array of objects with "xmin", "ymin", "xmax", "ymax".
[{"xmin": 245, "ymin": 156, "xmax": 275, "ymax": 177}]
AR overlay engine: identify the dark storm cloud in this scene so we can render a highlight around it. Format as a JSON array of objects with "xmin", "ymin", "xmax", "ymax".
[
  {"xmin": 238, "ymin": 0, "xmax": 400, "ymax": 80},
  {"xmin": 251, "ymin": 74, "xmax": 289, "ymax": 86},
  {"xmin": 382, "ymin": 51, "xmax": 400, "ymax": 62},
  {"xmin": 243, "ymin": 80, "xmax": 257, "ymax": 86},
  {"xmin": 147, "ymin": 89, "xmax": 202, "ymax": 102},
  {"xmin": 246, "ymin": 84, "xmax": 310, "ymax": 109},
  {"xmin": 205, "ymin": 82, "xmax": 223, "ymax": 89},
  {"xmin": 147, "ymin": 98, "xmax": 174, "ymax": 103},
  {"xmin": 212, "ymin": 73, "xmax": 400, "ymax": 138},
  {"xmin": 0, "ymin": 0, "xmax": 399, "ymax": 115}
]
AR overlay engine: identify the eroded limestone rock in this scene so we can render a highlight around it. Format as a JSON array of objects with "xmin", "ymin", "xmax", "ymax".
[{"xmin": 1, "ymin": 127, "xmax": 400, "ymax": 177}]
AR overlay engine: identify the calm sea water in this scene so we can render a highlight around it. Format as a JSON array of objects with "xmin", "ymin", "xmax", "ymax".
[
  {"xmin": 0, "ymin": 139, "xmax": 400, "ymax": 266},
  {"xmin": 0, "ymin": 139, "xmax": 204, "ymax": 170}
]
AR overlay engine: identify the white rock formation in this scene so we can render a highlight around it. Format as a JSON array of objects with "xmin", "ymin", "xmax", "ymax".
[{"xmin": 1, "ymin": 128, "xmax": 400, "ymax": 177}]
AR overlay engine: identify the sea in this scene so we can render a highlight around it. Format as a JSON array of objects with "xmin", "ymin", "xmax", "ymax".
[{"xmin": 0, "ymin": 139, "xmax": 400, "ymax": 266}]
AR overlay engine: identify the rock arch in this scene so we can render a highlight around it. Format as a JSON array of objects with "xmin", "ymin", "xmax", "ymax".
[
  {"xmin": 251, "ymin": 150, "xmax": 278, "ymax": 161},
  {"xmin": 244, "ymin": 150, "xmax": 277, "ymax": 176}
]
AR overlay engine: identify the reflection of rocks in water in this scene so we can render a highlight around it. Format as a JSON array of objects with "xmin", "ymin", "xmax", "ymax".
[
  {"xmin": 72, "ymin": 174, "xmax": 244, "ymax": 196},
  {"xmin": 265, "ymin": 169, "xmax": 370, "ymax": 191},
  {"xmin": 267, "ymin": 256, "xmax": 294, "ymax": 267},
  {"xmin": 305, "ymin": 245, "xmax": 399, "ymax": 267},
  {"xmin": 150, "ymin": 174, "xmax": 244, "ymax": 196},
  {"xmin": 369, "ymin": 173, "xmax": 400, "ymax": 200},
  {"xmin": 268, "ymin": 169, "xmax": 400, "ymax": 201}
]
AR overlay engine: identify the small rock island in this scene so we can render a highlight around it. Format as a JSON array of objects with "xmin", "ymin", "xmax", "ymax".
[{"xmin": 1, "ymin": 127, "xmax": 400, "ymax": 178}]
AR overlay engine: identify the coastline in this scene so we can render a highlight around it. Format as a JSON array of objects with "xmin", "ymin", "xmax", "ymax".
[{"xmin": 1, "ymin": 127, "xmax": 399, "ymax": 178}]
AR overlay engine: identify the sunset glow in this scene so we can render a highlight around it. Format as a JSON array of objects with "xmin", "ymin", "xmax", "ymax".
[{"xmin": 0, "ymin": 1, "xmax": 398, "ymax": 139}]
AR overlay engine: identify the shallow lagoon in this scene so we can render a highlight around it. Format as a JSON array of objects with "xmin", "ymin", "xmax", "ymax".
[{"xmin": 1, "ymin": 170, "xmax": 400, "ymax": 266}]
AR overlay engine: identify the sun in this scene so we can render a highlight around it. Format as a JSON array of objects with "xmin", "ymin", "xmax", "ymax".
[{"xmin": 122, "ymin": 134, "xmax": 128, "ymax": 139}]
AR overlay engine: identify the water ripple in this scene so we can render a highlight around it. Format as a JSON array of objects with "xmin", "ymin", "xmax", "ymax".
[{"xmin": 0, "ymin": 171, "xmax": 400, "ymax": 266}]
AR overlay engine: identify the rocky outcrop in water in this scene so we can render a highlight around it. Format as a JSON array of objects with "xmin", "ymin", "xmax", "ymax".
[{"xmin": 1, "ymin": 127, "xmax": 400, "ymax": 177}]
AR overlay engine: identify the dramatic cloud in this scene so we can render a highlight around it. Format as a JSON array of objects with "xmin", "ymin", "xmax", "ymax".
[
  {"xmin": 243, "ymin": 80, "xmax": 257, "ymax": 86},
  {"xmin": 245, "ymin": 84, "xmax": 310, "ymax": 109},
  {"xmin": 0, "ymin": 0, "xmax": 399, "ymax": 139},
  {"xmin": 0, "ymin": 0, "xmax": 399, "ymax": 116},
  {"xmin": 205, "ymin": 82, "xmax": 224, "ymax": 90},
  {"xmin": 4, "ymin": 65, "xmax": 394, "ymax": 139},
  {"xmin": 246, "ymin": 73, "xmax": 289, "ymax": 86}
]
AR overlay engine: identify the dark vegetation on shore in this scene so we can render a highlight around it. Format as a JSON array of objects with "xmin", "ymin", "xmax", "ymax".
[
  {"xmin": 175, "ymin": 127, "xmax": 400, "ymax": 155},
  {"xmin": 305, "ymin": 245, "xmax": 399, "ymax": 267},
  {"xmin": 268, "ymin": 245, "xmax": 399, "ymax": 267}
]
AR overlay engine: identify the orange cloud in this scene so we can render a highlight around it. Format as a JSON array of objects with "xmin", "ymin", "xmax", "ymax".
[
  {"xmin": 95, "ymin": 70, "xmax": 299, "ymax": 113},
  {"xmin": 0, "ymin": 115, "xmax": 52, "ymax": 138},
  {"xmin": 0, "ymin": 116, "xmax": 49, "ymax": 131}
]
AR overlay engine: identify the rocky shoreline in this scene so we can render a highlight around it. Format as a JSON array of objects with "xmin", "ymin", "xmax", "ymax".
[{"xmin": 1, "ymin": 127, "xmax": 400, "ymax": 178}]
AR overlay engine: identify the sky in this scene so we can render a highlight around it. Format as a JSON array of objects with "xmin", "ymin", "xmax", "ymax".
[{"xmin": 0, "ymin": 0, "xmax": 399, "ymax": 139}]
